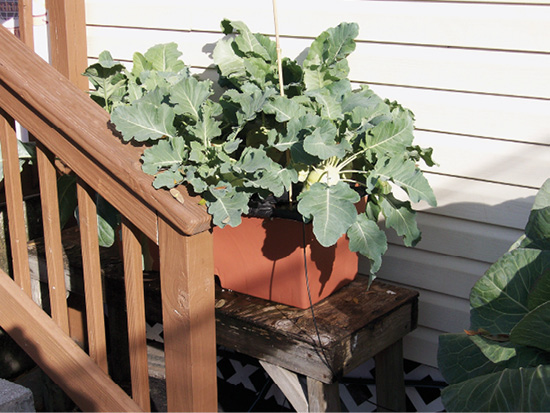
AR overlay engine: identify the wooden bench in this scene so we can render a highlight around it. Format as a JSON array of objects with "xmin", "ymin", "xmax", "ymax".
[
  {"xmin": 215, "ymin": 277, "xmax": 418, "ymax": 412},
  {"xmin": 28, "ymin": 227, "xmax": 418, "ymax": 412}
]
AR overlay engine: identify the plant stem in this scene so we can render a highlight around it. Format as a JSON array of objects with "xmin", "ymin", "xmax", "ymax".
[{"xmin": 272, "ymin": 0, "xmax": 284, "ymax": 98}]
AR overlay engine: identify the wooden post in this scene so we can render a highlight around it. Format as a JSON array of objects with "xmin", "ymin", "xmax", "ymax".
[
  {"xmin": 375, "ymin": 339, "xmax": 406, "ymax": 412},
  {"xmin": 0, "ymin": 111, "xmax": 32, "ymax": 296},
  {"xmin": 36, "ymin": 143, "xmax": 70, "ymax": 334},
  {"xmin": 45, "ymin": 0, "xmax": 88, "ymax": 92},
  {"xmin": 158, "ymin": 219, "xmax": 217, "ymax": 412},
  {"xmin": 122, "ymin": 218, "xmax": 151, "ymax": 411},
  {"xmin": 17, "ymin": 0, "xmax": 34, "ymax": 47},
  {"xmin": 77, "ymin": 180, "xmax": 108, "ymax": 372}
]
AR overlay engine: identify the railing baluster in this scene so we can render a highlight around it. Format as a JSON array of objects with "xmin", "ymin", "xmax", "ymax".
[
  {"xmin": 17, "ymin": 0, "xmax": 34, "ymax": 47},
  {"xmin": 36, "ymin": 142, "xmax": 69, "ymax": 333},
  {"xmin": 76, "ymin": 179, "xmax": 108, "ymax": 372},
  {"xmin": 158, "ymin": 218, "xmax": 217, "ymax": 412},
  {"xmin": 0, "ymin": 110, "xmax": 32, "ymax": 296},
  {"xmin": 121, "ymin": 218, "xmax": 151, "ymax": 411}
]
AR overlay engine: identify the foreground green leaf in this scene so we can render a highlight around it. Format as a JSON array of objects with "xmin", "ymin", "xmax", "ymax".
[
  {"xmin": 470, "ymin": 249, "xmax": 550, "ymax": 334},
  {"xmin": 438, "ymin": 333, "xmax": 550, "ymax": 386},
  {"xmin": 510, "ymin": 301, "xmax": 550, "ymax": 352},
  {"xmin": 441, "ymin": 365, "xmax": 550, "ymax": 412}
]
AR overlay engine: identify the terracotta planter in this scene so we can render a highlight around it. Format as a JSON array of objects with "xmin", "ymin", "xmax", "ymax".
[{"xmin": 213, "ymin": 216, "xmax": 358, "ymax": 309}]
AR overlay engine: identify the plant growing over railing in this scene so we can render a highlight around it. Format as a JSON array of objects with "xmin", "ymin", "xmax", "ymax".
[
  {"xmin": 84, "ymin": 20, "xmax": 437, "ymax": 278},
  {"xmin": 438, "ymin": 179, "xmax": 550, "ymax": 411}
]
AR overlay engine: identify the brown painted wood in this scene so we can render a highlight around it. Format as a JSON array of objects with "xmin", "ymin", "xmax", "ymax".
[
  {"xmin": 76, "ymin": 179, "xmax": 108, "ymax": 373},
  {"xmin": 0, "ymin": 25, "xmax": 211, "ymax": 238},
  {"xmin": 122, "ymin": 218, "xmax": 151, "ymax": 411},
  {"xmin": 0, "ymin": 78, "xmax": 158, "ymax": 242},
  {"xmin": 0, "ymin": 268, "xmax": 143, "ymax": 412},
  {"xmin": 215, "ymin": 277, "xmax": 418, "ymax": 384},
  {"xmin": 0, "ymin": 110, "xmax": 32, "ymax": 296},
  {"xmin": 375, "ymin": 339, "xmax": 406, "ymax": 412},
  {"xmin": 36, "ymin": 143, "xmax": 70, "ymax": 334},
  {"xmin": 159, "ymin": 219, "xmax": 217, "ymax": 412},
  {"xmin": 45, "ymin": 0, "xmax": 88, "ymax": 92},
  {"xmin": 17, "ymin": 0, "xmax": 34, "ymax": 48}
]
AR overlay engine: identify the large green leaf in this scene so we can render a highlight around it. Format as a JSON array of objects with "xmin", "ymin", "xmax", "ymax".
[
  {"xmin": 364, "ymin": 113, "xmax": 414, "ymax": 157},
  {"xmin": 529, "ymin": 269, "xmax": 550, "ymax": 310},
  {"xmin": 83, "ymin": 51, "xmax": 127, "ymax": 112},
  {"xmin": 297, "ymin": 181, "xmax": 360, "ymax": 247},
  {"xmin": 221, "ymin": 20, "xmax": 273, "ymax": 62},
  {"xmin": 207, "ymin": 187, "xmax": 250, "ymax": 228},
  {"xmin": 213, "ymin": 37, "xmax": 246, "ymax": 81},
  {"xmin": 243, "ymin": 57, "xmax": 277, "ymax": 88},
  {"xmin": 170, "ymin": 77, "xmax": 213, "ymax": 121},
  {"xmin": 303, "ymin": 119, "xmax": 349, "ymax": 160},
  {"xmin": 372, "ymin": 157, "xmax": 437, "ymax": 206},
  {"xmin": 438, "ymin": 333, "xmax": 550, "ymax": 386},
  {"xmin": 304, "ymin": 22, "xmax": 358, "ymax": 69},
  {"xmin": 141, "ymin": 137, "xmax": 187, "ymax": 176},
  {"xmin": 346, "ymin": 213, "xmax": 387, "ymax": 274},
  {"xmin": 441, "ymin": 365, "xmax": 550, "ymax": 412},
  {"xmin": 263, "ymin": 95, "xmax": 307, "ymax": 122},
  {"xmin": 187, "ymin": 101, "xmax": 222, "ymax": 145},
  {"xmin": 244, "ymin": 168, "xmax": 286, "ymax": 198},
  {"xmin": 470, "ymin": 248, "xmax": 550, "ymax": 334},
  {"xmin": 235, "ymin": 147, "xmax": 278, "ymax": 174},
  {"xmin": 111, "ymin": 90, "xmax": 177, "ymax": 141},
  {"xmin": 307, "ymin": 88, "xmax": 343, "ymax": 120},
  {"xmin": 152, "ymin": 169, "xmax": 184, "ymax": 189},
  {"xmin": 303, "ymin": 23, "xmax": 358, "ymax": 91},
  {"xmin": 221, "ymin": 84, "xmax": 276, "ymax": 126},
  {"xmin": 131, "ymin": 51, "xmax": 153, "ymax": 77},
  {"xmin": 510, "ymin": 301, "xmax": 550, "ymax": 352},
  {"xmin": 143, "ymin": 42, "xmax": 186, "ymax": 73},
  {"xmin": 378, "ymin": 193, "xmax": 421, "ymax": 247}
]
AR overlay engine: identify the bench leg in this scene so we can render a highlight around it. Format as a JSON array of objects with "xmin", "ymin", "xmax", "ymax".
[
  {"xmin": 307, "ymin": 378, "xmax": 340, "ymax": 412},
  {"xmin": 374, "ymin": 339, "xmax": 406, "ymax": 412},
  {"xmin": 260, "ymin": 360, "xmax": 308, "ymax": 412},
  {"xmin": 259, "ymin": 360, "xmax": 341, "ymax": 413}
]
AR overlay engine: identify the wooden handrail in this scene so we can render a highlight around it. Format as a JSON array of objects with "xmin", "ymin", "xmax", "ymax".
[{"xmin": 0, "ymin": 25, "xmax": 211, "ymax": 240}]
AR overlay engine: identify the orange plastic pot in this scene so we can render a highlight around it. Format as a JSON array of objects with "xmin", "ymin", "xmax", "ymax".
[{"xmin": 213, "ymin": 216, "xmax": 359, "ymax": 309}]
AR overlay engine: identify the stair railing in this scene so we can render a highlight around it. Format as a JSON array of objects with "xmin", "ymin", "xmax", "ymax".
[{"xmin": 0, "ymin": 24, "xmax": 217, "ymax": 412}]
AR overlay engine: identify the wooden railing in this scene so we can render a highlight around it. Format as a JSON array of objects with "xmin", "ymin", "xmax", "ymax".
[{"xmin": 0, "ymin": 12, "xmax": 217, "ymax": 413}]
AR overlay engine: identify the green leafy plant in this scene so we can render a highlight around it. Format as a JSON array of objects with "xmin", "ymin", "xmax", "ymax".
[
  {"xmin": 438, "ymin": 178, "xmax": 550, "ymax": 411},
  {"xmin": 84, "ymin": 20, "xmax": 436, "ymax": 278}
]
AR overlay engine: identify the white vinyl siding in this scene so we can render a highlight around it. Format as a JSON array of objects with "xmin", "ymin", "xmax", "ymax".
[{"xmin": 84, "ymin": 0, "xmax": 550, "ymax": 367}]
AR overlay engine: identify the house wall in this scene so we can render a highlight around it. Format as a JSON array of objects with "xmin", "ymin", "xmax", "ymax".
[{"xmin": 83, "ymin": 0, "xmax": 550, "ymax": 367}]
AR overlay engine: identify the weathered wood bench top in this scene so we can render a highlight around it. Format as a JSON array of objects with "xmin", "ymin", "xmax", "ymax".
[{"xmin": 215, "ymin": 276, "xmax": 418, "ymax": 383}]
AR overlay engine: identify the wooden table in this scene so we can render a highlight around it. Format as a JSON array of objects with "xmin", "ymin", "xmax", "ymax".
[
  {"xmin": 215, "ymin": 277, "xmax": 418, "ymax": 412},
  {"xmin": 28, "ymin": 228, "xmax": 418, "ymax": 412}
]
